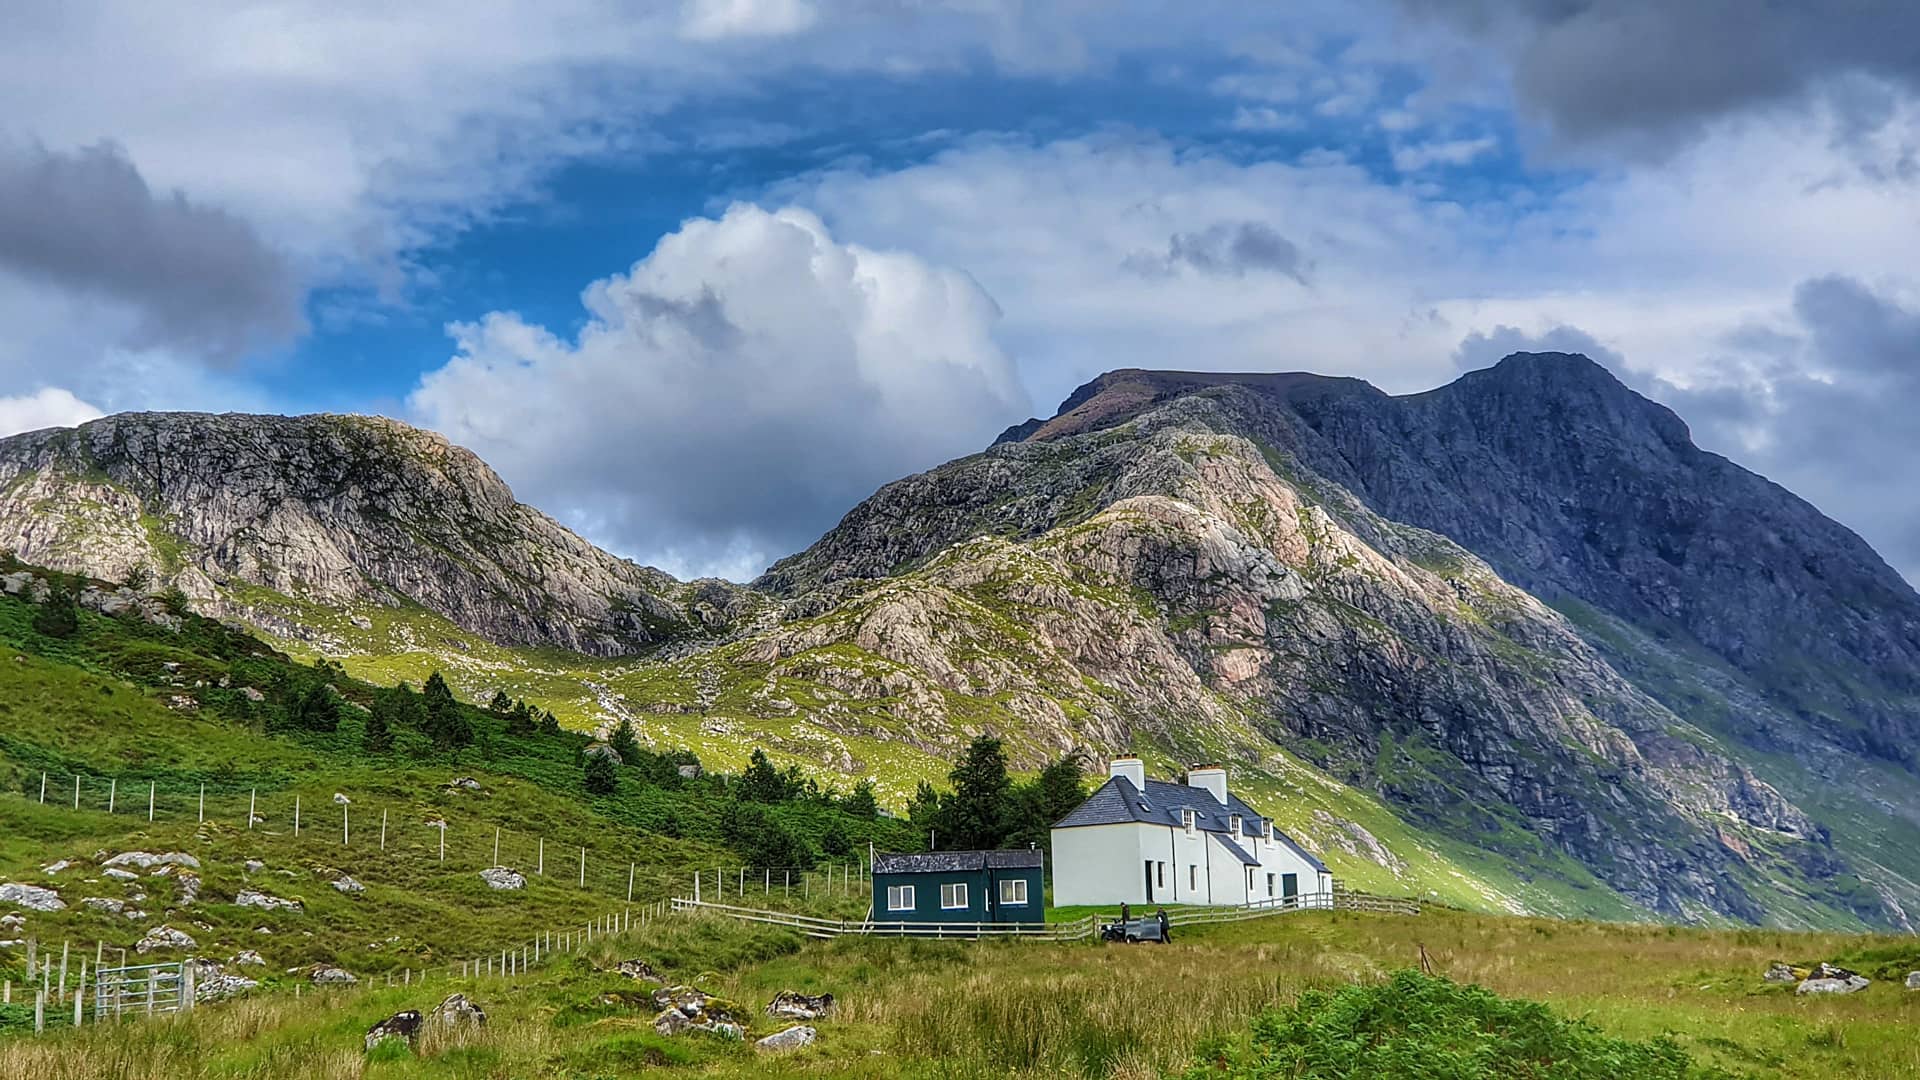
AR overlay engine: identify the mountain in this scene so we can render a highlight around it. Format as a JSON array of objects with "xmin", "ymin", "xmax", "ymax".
[
  {"xmin": 5, "ymin": 355, "xmax": 1918, "ymax": 930},
  {"xmin": 0, "ymin": 412, "xmax": 759, "ymax": 656}
]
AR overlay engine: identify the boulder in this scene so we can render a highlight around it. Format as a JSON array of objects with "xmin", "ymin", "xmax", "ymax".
[
  {"xmin": 708, "ymin": 1021, "xmax": 745, "ymax": 1040},
  {"xmin": 1762, "ymin": 962, "xmax": 1804, "ymax": 984},
  {"xmin": 174, "ymin": 872, "xmax": 201, "ymax": 905},
  {"xmin": 479, "ymin": 867, "xmax": 526, "ymax": 891},
  {"xmin": 613, "ymin": 958, "xmax": 663, "ymax": 984},
  {"xmin": 103, "ymin": 868, "xmax": 138, "ymax": 882},
  {"xmin": 766, "ymin": 990, "xmax": 834, "ymax": 1021},
  {"xmin": 653, "ymin": 1008, "xmax": 692, "ymax": 1036},
  {"xmin": 365, "ymin": 1010, "xmax": 423, "ymax": 1053},
  {"xmin": 332, "ymin": 793, "xmax": 350, "ymax": 805},
  {"xmin": 241, "ymin": 687, "xmax": 266, "ymax": 702},
  {"xmin": 41, "ymin": 860, "xmax": 73, "ymax": 875},
  {"xmin": 192, "ymin": 960, "xmax": 259, "ymax": 1002},
  {"xmin": 82, "ymin": 896, "xmax": 127, "ymax": 914},
  {"xmin": 448, "ymin": 777, "xmax": 483, "ymax": 791},
  {"xmin": 677, "ymin": 764, "xmax": 703, "ymax": 779},
  {"xmin": 104, "ymin": 851, "xmax": 200, "ymax": 871},
  {"xmin": 232, "ymin": 950, "xmax": 266, "ymax": 967},
  {"xmin": 1797, "ymin": 964, "xmax": 1870, "ymax": 995},
  {"xmin": 0, "ymin": 913, "xmax": 23, "ymax": 930},
  {"xmin": 235, "ymin": 889, "xmax": 304, "ymax": 912},
  {"xmin": 649, "ymin": 984, "xmax": 747, "ymax": 1037},
  {"xmin": 310, "ymin": 965, "xmax": 358, "ymax": 986},
  {"xmin": 331, "ymin": 875, "xmax": 365, "ymax": 895},
  {"xmin": 756, "ymin": 1025, "xmax": 817, "ymax": 1053},
  {"xmin": 583, "ymin": 742, "xmax": 622, "ymax": 764},
  {"xmin": 0, "ymin": 882, "xmax": 65, "ymax": 911},
  {"xmin": 136, "ymin": 925, "xmax": 197, "ymax": 954},
  {"xmin": 426, "ymin": 993, "xmax": 488, "ymax": 1036}
]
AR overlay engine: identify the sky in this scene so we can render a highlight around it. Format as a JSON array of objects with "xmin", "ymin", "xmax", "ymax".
[{"xmin": 2, "ymin": 1, "xmax": 1918, "ymax": 583}]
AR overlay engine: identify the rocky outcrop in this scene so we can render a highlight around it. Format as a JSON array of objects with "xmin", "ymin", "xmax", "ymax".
[
  {"xmin": 309, "ymin": 965, "xmax": 357, "ymax": 985},
  {"xmin": 135, "ymin": 925, "xmax": 196, "ymax": 953},
  {"xmin": 1, "ymin": 883, "xmax": 65, "ymax": 911},
  {"xmin": 756, "ymin": 1025, "xmax": 817, "ymax": 1052},
  {"xmin": 766, "ymin": 991, "xmax": 834, "ymax": 1021},
  {"xmin": 479, "ymin": 867, "xmax": 525, "ymax": 891},
  {"xmin": 365, "ymin": 1010, "xmax": 422, "ymax": 1052},
  {"xmin": 0, "ymin": 412, "xmax": 762, "ymax": 655},
  {"xmin": 1796, "ymin": 963, "xmax": 1870, "ymax": 995},
  {"xmin": 234, "ymin": 889, "xmax": 302, "ymax": 912}
]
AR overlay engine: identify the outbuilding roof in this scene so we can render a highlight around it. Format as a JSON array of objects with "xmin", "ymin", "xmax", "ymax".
[
  {"xmin": 1051, "ymin": 775, "xmax": 1328, "ymax": 873},
  {"xmin": 872, "ymin": 849, "xmax": 1045, "ymax": 874}
]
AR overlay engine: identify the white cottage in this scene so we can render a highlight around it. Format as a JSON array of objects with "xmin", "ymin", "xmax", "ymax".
[{"xmin": 1050, "ymin": 758, "xmax": 1333, "ymax": 907}]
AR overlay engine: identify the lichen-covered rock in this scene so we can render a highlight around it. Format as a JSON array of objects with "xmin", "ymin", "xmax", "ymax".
[
  {"xmin": 309, "ymin": 965, "xmax": 357, "ymax": 985},
  {"xmin": 765, "ymin": 990, "xmax": 834, "ymax": 1021},
  {"xmin": 364, "ymin": 1010, "xmax": 422, "ymax": 1052},
  {"xmin": 82, "ymin": 897, "xmax": 127, "ymax": 914},
  {"xmin": 613, "ymin": 958, "xmax": 663, "ymax": 984},
  {"xmin": 235, "ymin": 889, "xmax": 303, "ymax": 912},
  {"xmin": 427, "ymin": 993, "xmax": 487, "ymax": 1036},
  {"xmin": 1905, "ymin": 971, "xmax": 1920, "ymax": 990},
  {"xmin": 103, "ymin": 851, "xmax": 201, "ymax": 872},
  {"xmin": 1762, "ymin": 962, "xmax": 1805, "ymax": 984},
  {"xmin": 192, "ymin": 960, "xmax": 259, "ymax": 1002},
  {"xmin": 40, "ymin": 860, "xmax": 72, "ymax": 875},
  {"xmin": 331, "ymin": 875, "xmax": 365, "ymax": 895},
  {"xmin": 1, "ymin": 882, "xmax": 65, "ymax": 911},
  {"xmin": 756, "ymin": 1025, "xmax": 816, "ymax": 1053},
  {"xmin": 479, "ymin": 867, "xmax": 525, "ymax": 891},
  {"xmin": 231, "ymin": 950, "xmax": 266, "ymax": 967},
  {"xmin": 136, "ymin": 925, "xmax": 196, "ymax": 953},
  {"xmin": 650, "ymin": 985, "xmax": 747, "ymax": 1037}
]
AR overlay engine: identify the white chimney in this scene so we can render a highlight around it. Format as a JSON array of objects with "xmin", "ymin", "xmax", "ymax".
[
  {"xmin": 1108, "ymin": 757, "xmax": 1146, "ymax": 790},
  {"xmin": 1186, "ymin": 764, "xmax": 1227, "ymax": 804}
]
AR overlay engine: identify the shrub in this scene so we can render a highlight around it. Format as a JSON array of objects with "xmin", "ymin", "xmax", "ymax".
[{"xmin": 1181, "ymin": 970, "xmax": 1731, "ymax": 1080}]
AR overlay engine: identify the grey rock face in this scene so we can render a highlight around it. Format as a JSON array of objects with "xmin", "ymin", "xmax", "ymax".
[
  {"xmin": 0, "ymin": 882, "xmax": 65, "ymax": 911},
  {"xmin": 310, "ymin": 965, "xmax": 357, "ymax": 985},
  {"xmin": 135, "ymin": 925, "xmax": 196, "ymax": 953},
  {"xmin": 0, "ymin": 412, "xmax": 762, "ymax": 655},
  {"xmin": 234, "ymin": 889, "xmax": 303, "ymax": 912},
  {"xmin": 479, "ymin": 867, "xmax": 525, "ymax": 891},
  {"xmin": 756, "ymin": 1025, "xmax": 817, "ymax": 1052}
]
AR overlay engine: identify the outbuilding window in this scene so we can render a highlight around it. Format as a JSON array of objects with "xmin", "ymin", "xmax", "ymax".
[
  {"xmin": 886, "ymin": 885, "xmax": 915, "ymax": 911},
  {"xmin": 941, "ymin": 882, "xmax": 969, "ymax": 910},
  {"xmin": 998, "ymin": 878, "xmax": 1028, "ymax": 906}
]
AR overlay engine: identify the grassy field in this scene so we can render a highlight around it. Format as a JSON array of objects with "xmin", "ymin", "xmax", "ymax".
[{"xmin": 4, "ymin": 906, "xmax": 1918, "ymax": 1078}]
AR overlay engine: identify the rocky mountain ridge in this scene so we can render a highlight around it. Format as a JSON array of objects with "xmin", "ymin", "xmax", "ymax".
[{"xmin": 5, "ymin": 354, "xmax": 1918, "ymax": 929}]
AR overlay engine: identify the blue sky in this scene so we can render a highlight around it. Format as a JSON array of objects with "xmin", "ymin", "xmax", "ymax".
[{"xmin": 2, "ymin": 2, "xmax": 1918, "ymax": 582}]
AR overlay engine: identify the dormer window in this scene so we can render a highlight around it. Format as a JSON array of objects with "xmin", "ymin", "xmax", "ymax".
[
  {"xmin": 1262, "ymin": 820, "xmax": 1273, "ymax": 842},
  {"xmin": 1182, "ymin": 808, "xmax": 1196, "ymax": 834},
  {"xmin": 1231, "ymin": 813, "xmax": 1243, "ymax": 835}
]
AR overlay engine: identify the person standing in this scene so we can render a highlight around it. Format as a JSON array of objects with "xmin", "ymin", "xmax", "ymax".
[{"xmin": 1156, "ymin": 906, "xmax": 1171, "ymax": 943}]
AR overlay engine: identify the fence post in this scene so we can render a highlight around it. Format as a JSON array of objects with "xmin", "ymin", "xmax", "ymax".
[
  {"xmin": 148, "ymin": 781, "xmax": 155, "ymax": 822},
  {"xmin": 182, "ymin": 959, "xmax": 194, "ymax": 1012},
  {"xmin": 579, "ymin": 846, "xmax": 585, "ymax": 887},
  {"xmin": 74, "ymin": 960, "xmax": 85, "ymax": 1026},
  {"xmin": 59, "ymin": 941, "xmax": 67, "ymax": 1001},
  {"xmin": 439, "ymin": 822, "xmax": 446, "ymax": 861},
  {"xmin": 343, "ymin": 803, "xmax": 349, "ymax": 845},
  {"xmin": 380, "ymin": 809, "xmax": 388, "ymax": 851},
  {"xmin": 199, "ymin": 783, "xmax": 205, "ymax": 822},
  {"xmin": 74, "ymin": 774, "xmax": 80, "ymax": 809},
  {"xmin": 34, "ymin": 989, "xmax": 43, "ymax": 1034},
  {"xmin": 627, "ymin": 864, "xmax": 634, "ymax": 903},
  {"xmin": 294, "ymin": 795, "xmax": 300, "ymax": 837},
  {"xmin": 493, "ymin": 827, "xmax": 500, "ymax": 866},
  {"xmin": 249, "ymin": 788, "xmax": 256, "ymax": 830},
  {"xmin": 109, "ymin": 777, "xmax": 116, "ymax": 814},
  {"xmin": 538, "ymin": 837, "xmax": 544, "ymax": 875},
  {"xmin": 694, "ymin": 872, "xmax": 700, "ymax": 902},
  {"xmin": 39, "ymin": 772, "xmax": 46, "ymax": 804}
]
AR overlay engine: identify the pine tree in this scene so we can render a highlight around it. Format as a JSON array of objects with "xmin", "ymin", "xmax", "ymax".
[
  {"xmin": 506, "ymin": 700, "xmax": 536, "ymax": 736},
  {"xmin": 539, "ymin": 709, "xmax": 561, "ymax": 735},
  {"xmin": 422, "ymin": 672, "xmax": 472, "ymax": 749},
  {"xmin": 288, "ymin": 683, "xmax": 340, "ymax": 733},
  {"xmin": 487, "ymin": 690, "xmax": 513, "ymax": 716},
  {"xmin": 740, "ymin": 748, "xmax": 785, "ymax": 803},
  {"xmin": 610, "ymin": 717, "xmax": 641, "ymax": 762},
  {"xmin": 363, "ymin": 705, "xmax": 393, "ymax": 753},
  {"xmin": 31, "ymin": 586, "xmax": 79, "ymax": 639},
  {"xmin": 584, "ymin": 751, "xmax": 618, "ymax": 795},
  {"xmin": 939, "ymin": 734, "xmax": 1012, "ymax": 850},
  {"xmin": 843, "ymin": 778, "xmax": 879, "ymax": 819}
]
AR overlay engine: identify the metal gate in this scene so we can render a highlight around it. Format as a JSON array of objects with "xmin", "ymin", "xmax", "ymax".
[{"xmin": 93, "ymin": 959, "xmax": 196, "ymax": 1019}]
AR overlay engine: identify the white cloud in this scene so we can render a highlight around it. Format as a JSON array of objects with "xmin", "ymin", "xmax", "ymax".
[
  {"xmin": 0, "ymin": 388, "xmax": 104, "ymax": 438},
  {"xmin": 1390, "ymin": 135, "xmax": 1497, "ymax": 171},
  {"xmin": 408, "ymin": 203, "xmax": 1026, "ymax": 580},
  {"xmin": 1230, "ymin": 106, "xmax": 1303, "ymax": 132},
  {"xmin": 681, "ymin": 0, "xmax": 818, "ymax": 41}
]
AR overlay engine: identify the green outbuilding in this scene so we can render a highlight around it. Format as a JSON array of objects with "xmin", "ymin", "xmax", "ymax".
[{"xmin": 871, "ymin": 849, "xmax": 1045, "ymax": 926}]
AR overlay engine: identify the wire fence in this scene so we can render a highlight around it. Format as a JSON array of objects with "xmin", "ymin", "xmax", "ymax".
[{"xmin": 7, "ymin": 770, "xmax": 871, "ymax": 908}]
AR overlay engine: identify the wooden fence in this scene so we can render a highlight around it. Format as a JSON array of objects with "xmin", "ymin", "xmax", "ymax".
[{"xmin": 670, "ymin": 887, "xmax": 1416, "ymax": 941}]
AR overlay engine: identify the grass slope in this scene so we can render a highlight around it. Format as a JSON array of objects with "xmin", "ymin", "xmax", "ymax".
[{"xmin": 5, "ymin": 907, "xmax": 1918, "ymax": 1078}]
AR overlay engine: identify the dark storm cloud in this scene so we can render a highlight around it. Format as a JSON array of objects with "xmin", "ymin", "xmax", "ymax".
[
  {"xmin": 0, "ymin": 140, "xmax": 304, "ymax": 361},
  {"xmin": 1404, "ymin": 1, "xmax": 1920, "ymax": 151},
  {"xmin": 1656, "ymin": 275, "xmax": 1920, "ymax": 580},
  {"xmin": 1126, "ymin": 221, "xmax": 1308, "ymax": 282}
]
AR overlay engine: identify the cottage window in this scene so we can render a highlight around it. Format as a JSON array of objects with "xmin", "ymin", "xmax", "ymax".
[
  {"xmin": 940, "ymin": 882, "xmax": 969, "ymax": 910},
  {"xmin": 1266, "ymin": 873, "xmax": 1275, "ymax": 897},
  {"xmin": 886, "ymin": 885, "xmax": 915, "ymax": 911},
  {"xmin": 1156, "ymin": 861, "xmax": 1166, "ymax": 888},
  {"xmin": 1182, "ymin": 809, "xmax": 1196, "ymax": 834},
  {"xmin": 1231, "ymin": 813, "xmax": 1242, "ymax": 835},
  {"xmin": 1189, "ymin": 865, "xmax": 1197, "ymax": 891},
  {"xmin": 1262, "ymin": 820, "xmax": 1273, "ymax": 842},
  {"xmin": 998, "ymin": 878, "xmax": 1028, "ymax": 906}
]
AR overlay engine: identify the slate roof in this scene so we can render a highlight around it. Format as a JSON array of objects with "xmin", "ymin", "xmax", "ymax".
[
  {"xmin": 1212, "ymin": 829, "xmax": 1258, "ymax": 866},
  {"xmin": 1051, "ymin": 775, "xmax": 1329, "ymax": 873},
  {"xmin": 873, "ymin": 849, "xmax": 1045, "ymax": 874}
]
